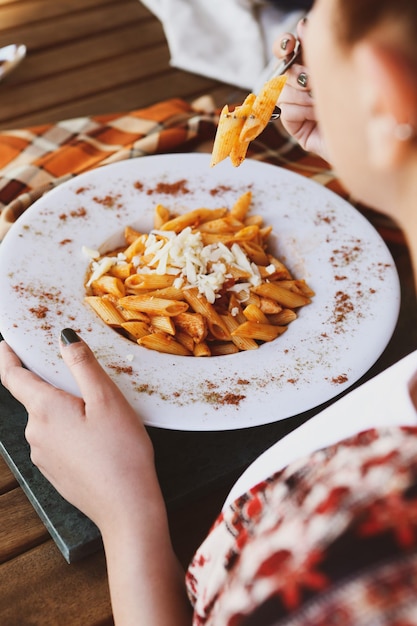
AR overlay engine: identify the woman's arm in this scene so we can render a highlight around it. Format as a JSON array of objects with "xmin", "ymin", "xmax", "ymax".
[{"xmin": 0, "ymin": 332, "xmax": 192, "ymax": 625}]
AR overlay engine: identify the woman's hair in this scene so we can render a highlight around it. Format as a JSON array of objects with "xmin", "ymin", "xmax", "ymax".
[{"xmin": 337, "ymin": 0, "xmax": 417, "ymax": 64}]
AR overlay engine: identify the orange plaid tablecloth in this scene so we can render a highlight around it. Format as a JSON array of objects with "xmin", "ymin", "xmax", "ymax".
[{"xmin": 0, "ymin": 96, "xmax": 351, "ymax": 241}]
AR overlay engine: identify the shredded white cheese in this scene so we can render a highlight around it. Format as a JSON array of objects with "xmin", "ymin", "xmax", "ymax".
[
  {"xmin": 84, "ymin": 249, "xmax": 128, "ymax": 287},
  {"xmin": 139, "ymin": 227, "xmax": 261, "ymax": 303},
  {"xmin": 85, "ymin": 227, "xmax": 262, "ymax": 302}
]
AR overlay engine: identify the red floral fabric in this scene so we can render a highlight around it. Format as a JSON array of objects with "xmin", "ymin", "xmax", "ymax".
[{"xmin": 186, "ymin": 426, "xmax": 417, "ymax": 625}]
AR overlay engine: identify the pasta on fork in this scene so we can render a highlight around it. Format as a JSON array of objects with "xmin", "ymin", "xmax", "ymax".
[{"xmin": 210, "ymin": 75, "xmax": 287, "ymax": 168}]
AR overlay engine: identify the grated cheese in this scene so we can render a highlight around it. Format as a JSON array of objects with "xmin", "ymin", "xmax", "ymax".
[
  {"xmin": 135, "ymin": 227, "xmax": 261, "ymax": 303},
  {"xmin": 84, "ymin": 249, "xmax": 128, "ymax": 287}
]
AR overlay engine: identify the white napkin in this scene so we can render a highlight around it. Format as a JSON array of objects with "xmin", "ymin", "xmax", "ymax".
[
  {"xmin": 139, "ymin": 0, "xmax": 304, "ymax": 90},
  {"xmin": 224, "ymin": 350, "xmax": 417, "ymax": 507}
]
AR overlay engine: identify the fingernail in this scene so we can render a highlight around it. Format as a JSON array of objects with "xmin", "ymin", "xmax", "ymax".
[
  {"xmin": 61, "ymin": 328, "xmax": 81, "ymax": 345},
  {"xmin": 280, "ymin": 38, "xmax": 290, "ymax": 51},
  {"xmin": 297, "ymin": 72, "xmax": 308, "ymax": 88}
]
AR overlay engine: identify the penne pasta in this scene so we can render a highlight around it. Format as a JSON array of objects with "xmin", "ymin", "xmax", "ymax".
[
  {"xmin": 90, "ymin": 275, "xmax": 125, "ymax": 298},
  {"xmin": 150, "ymin": 314, "xmax": 176, "ymax": 335},
  {"xmin": 231, "ymin": 321, "xmax": 287, "ymax": 342},
  {"xmin": 253, "ymin": 282, "xmax": 312, "ymax": 308},
  {"xmin": 211, "ymin": 76, "xmax": 287, "ymax": 167},
  {"xmin": 210, "ymin": 94, "xmax": 256, "ymax": 168},
  {"xmin": 118, "ymin": 295, "xmax": 189, "ymax": 316},
  {"xmin": 85, "ymin": 296, "xmax": 126, "ymax": 326},
  {"xmin": 138, "ymin": 332, "xmax": 192, "ymax": 356},
  {"xmin": 193, "ymin": 341, "xmax": 211, "ymax": 357},
  {"xmin": 125, "ymin": 274, "xmax": 176, "ymax": 292},
  {"xmin": 182, "ymin": 288, "xmax": 231, "ymax": 341},
  {"xmin": 121, "ymin": 320, "xmax": 150, "ymax": 340},
  {"xmin": 84, "ymin": 192, "xmax": 313, "ymax": 356},
  {"xmin": 173, "ymin": 312, "xmax": 208, "ymax": 344}
]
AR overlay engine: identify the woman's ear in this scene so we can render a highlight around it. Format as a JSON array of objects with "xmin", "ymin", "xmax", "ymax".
[{"xmin": 353, "ymin": 41, "xmax": 417, "ymax": 171}]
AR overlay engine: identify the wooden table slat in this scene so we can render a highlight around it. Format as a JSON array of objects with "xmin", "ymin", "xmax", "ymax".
[
  {"xmin": 0, "ymin": 0, "xmax": 145, "ymax": 33},
  {"xmin": 0, "ymin": 69, "xmax": 225, "ymax": 129},
  {"xmin": 0, "ymin": 44, "xmax": 173, "ymax": 124},
  {"xmin": 0, "ymin": 455, "xmax": 18, "ymax": 494},
  {"xmin": 0, "ymin": 487, "xmax": 50, "ymax": 562},
  {"xmin": 0, "ymin": 541, "xmax": 113, "ymax": 626},
  {"xmin": 3, "ymin": 21, "xmax": 166, "ymax": 86},
  {"xmin": 0, "ymin": 2, "xmax": 153, "ymax": 52}
]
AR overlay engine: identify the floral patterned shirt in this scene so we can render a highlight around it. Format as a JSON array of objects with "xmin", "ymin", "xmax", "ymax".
[{"xmin": 186, "ymin": 426, "xmax": 417, "ymax": 625}]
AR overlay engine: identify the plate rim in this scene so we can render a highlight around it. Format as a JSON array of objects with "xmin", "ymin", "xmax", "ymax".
[{"xmin": 0, "ymin": 153, "xmax": 401, "ymax": 430}]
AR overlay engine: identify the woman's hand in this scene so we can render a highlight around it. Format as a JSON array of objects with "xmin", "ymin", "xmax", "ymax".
[
  {"xmin": 0, "ymin": 330, "xmax": 154, "ymax": 532},
  {"xmin": 274, "ymin": 23, "xmax": 329, "ymax": 161},
  {"xmin": 0, "ymin": 330, "xmax": 192, "ymax": 625}
]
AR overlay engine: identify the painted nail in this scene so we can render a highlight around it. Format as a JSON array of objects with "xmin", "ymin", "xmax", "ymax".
[
  {"xmin": 297, "ymin": 72, "xmax": 308, "ymax": 88},
  {"xmin": 61, "ymin": 328, "xmax": 81, "ymax": 345},
  {"xmin": 280, "ymin": 38, "xmax": 290, "ymax": 51}
]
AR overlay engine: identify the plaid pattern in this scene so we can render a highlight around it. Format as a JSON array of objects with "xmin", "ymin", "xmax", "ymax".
[{"xmin": 0, "ymin": 96, "xmax": 400, "ymax": 242}]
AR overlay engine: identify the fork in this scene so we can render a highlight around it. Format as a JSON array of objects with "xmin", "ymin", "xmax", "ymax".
[{"xmin": 269, "ymin": 39, "xmax": 301, "ymax": 121}]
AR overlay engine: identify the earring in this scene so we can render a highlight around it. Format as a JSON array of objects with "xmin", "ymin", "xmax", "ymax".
[{"xmin": 394, "ymin": 122, "xmax": 415, "ymax": 142}]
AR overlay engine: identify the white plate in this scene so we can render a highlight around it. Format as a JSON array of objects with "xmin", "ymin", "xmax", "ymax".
[{"xmin": 0, "ymin": 154, "xmax": 400, "ymax": 430}]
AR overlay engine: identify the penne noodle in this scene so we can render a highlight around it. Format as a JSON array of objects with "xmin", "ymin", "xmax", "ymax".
[
  {"xmin": 121, "ymin": 320, "xmax": 151, "ymax": 340},
  {"xmin": 124, "ymin": 225, "xmax": 142, "ymax": 244},
  {"xmin": 110, "ymin": 262, "xmax": 132, "ymax": 280},
  {"xmin": 154, "ymin": 203, "xmax": 170, "ymax": 229},
  {"xmin": 258, "ymin": 296, "xmax": 282, "ymax": 315},
  {"xmin": 243, "ymin": 303, "xmax": 269, "ymax": 324},
  {"xmin": 268, "ymin": 309, "xmax": 298, "ymax": 326},
  {"xmin": 90, "ymin": 275, "xmax": 125, "ymax": 298},
  {"xmin": 230, "ymin": 190, "xmax": 252, "ymax": 221},
  {"xmin": 182, "ymin": 288, "xmax": 231, "ymax": 341},
  {"xmin": 221, "ymin": 311, "xmax": 259, "ymax": 351},
  {"xmin": 232, "ymin": 225, "xmax": 260, "ymax": 243},
  {"xmin": 160, "ymin": 207, "xmax": 227, "ymax": 233},
  {"xmin": 85, "ymin": 296, "xmax": 126, "ymax": 326},
  {"xmin": 210, "ymin": 342, "xmax": 240, "ymax": 356},
  {"xmin": 150, "ymin": 315, "xmax": 176, "ymax": 335},
  {"xmin": 123, "ymin": 234, "xmax": 147, "ymax": 261},
  {"xmin": 196, "ymin": 216, "xmax": 244, "ymax": 234},
  {"xmin": 138, "ymin": 332, "xmax": 192, "ymax": 356},
  {"xmin": 210, "ymin": 95, "xmax": 256, "ymax": 167},
  {"xmin": 241, "ymin": 241, "xmax": 270, "ymax": 266},
  {"xmin": 253, "ymin": 282, "xmax": 311, "ymax": 308},
  {"xmin": 211, "ymin": 76, "xmax": 287, "ymax": 167},
  {"xmin": 175, "ymin": 330, "xmax": 196, "ymax": 352},
  {"xmin": 231, "ymin": 321, "xmax": 287, "ymax": 341},
  {"xmin": 244, "ymin": 215, "xmax": 263, "ymax": 227},
  {"xmin": 139, "ymin": 286, "xmax": 185, "ymax": 301},
  {"xmin": 240, "ymin": 76, "xmax": 287, "ymax": 143},
  {"xmin": 125, "ymin": 273, "xmax": 176, "ymax": 292},
  {"xmin": 264, "ymin": 255, "xmax": 293, "ymax": 280},
  {"xmin": 193, "ymin": 341, "xmax": 211, "ymax": 357},
  {"xmin": 118, "ymin": 295, "xmax": 189, "ymax": 316},
  {"xmin": 173, "ymin": 312, "xmax": 207, "ymax": 343},
  {"xmin": 117, "ymin": 306, "xmax": 150, "ymax": 322}
]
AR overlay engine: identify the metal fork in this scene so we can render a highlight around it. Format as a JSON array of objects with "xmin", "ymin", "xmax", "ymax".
[
  {"xmin": 269, "ymin": 39, "xmax": 302, "ymax": 121},
  {"xmin": 272, "ymin": 39, "xmax": 302, "ymax": 78}
]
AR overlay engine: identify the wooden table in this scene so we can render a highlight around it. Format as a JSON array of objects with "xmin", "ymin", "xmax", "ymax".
[
  {"xmin": 2, "ymin": 2, "xmax": 417, "ymax": 625},
  {"xmin": 0, "ymin": 0, "xmax": 244, "ymax": 131}
]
